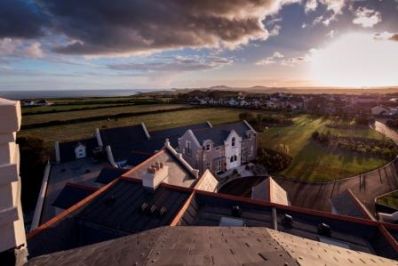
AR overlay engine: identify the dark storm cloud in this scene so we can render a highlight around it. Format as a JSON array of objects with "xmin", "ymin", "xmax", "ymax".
[
  {"xmin": 37, "ymin": 0, "xmax": 289, "ymax": 55},
  {"xmin": 108, "ymin": 56, "xmax": 233, "ymax": 72},
  {"xmin": 0, "ymin": 0, "xmax": 47, "ymax": 38}
]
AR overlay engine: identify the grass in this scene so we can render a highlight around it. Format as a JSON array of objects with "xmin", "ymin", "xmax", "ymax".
[
  {"xmin": 259, "ymin": 115, "xmax": 389, "ymax": 182},
  {"xmin": 22, "ymin": 104, "xmax": 191, "ymax": 125},
  {"xmin": 377, "ymin": 191, "xmax": 398, "ymax": 210},
  {"xmin": 22, "ymin": 103, "xmax": 128, "ymax": 114}
]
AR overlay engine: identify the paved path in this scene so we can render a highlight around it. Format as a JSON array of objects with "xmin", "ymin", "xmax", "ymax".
[
  {"xmin": 374, "ymin": 120, "xmax": 398, "ymax": 144},
  {"xmin": 273, "ymin": 159, "xmax": 398, "ymax": 213}
]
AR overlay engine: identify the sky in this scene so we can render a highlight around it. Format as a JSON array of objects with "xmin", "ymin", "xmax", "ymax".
[{"xmin": 0, "ymin": 0, "xmax": 398, "ymax": 91}]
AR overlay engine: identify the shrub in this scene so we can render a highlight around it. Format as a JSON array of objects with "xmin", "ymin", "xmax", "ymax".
[{"xmin": 257, "ymin": 147, "xmax": 292, "ymax": 173}]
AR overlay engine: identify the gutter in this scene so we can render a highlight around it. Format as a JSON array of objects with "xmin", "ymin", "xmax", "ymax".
[{"xmin": 30, "ymin": 160, "xmax": 51, "ymax": 231}]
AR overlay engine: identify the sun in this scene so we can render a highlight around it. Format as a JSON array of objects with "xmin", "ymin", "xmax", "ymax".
[{"xmin": 310, "ymin": 32, "xmax": 398, "ymax": 88}]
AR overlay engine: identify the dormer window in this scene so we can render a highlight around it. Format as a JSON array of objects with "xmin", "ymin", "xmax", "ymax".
[
  {"xmin": 205, "ymin": 144, "xmax": 211, "ymax": 151},
  {"xmin": 74, "ymin": 144, "xmax": 87, "ymax": 159},
  {"xmin": 232, "ymin": 137, "xmax": 236, "ymax": 147}
]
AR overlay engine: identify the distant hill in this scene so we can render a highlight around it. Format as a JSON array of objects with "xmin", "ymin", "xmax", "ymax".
[{"xmin": 173, "ymin": 85, "xmax": 398, "ymax": 95}]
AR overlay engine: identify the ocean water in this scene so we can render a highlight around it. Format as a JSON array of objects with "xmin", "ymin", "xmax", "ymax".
[{"xmin": 0, "ymin": 89, "xmax": 153, "ymax": 99}]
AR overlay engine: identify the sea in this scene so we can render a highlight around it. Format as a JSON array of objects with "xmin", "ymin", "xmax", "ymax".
[{"xmin": 0, "ymin": 89, "xmax": 154, "ymax": 100}]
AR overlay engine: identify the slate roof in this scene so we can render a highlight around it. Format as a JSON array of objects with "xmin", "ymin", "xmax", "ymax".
[
  {"xmin": 214, "ymin": 121, "xmax": 254, "ymax": 137},
  {"xmin": 192, "ymin": 127, "xmax": 230, "ymax": 145},
  {"xmin": 28, "ymin": 178, "xmax": 192, "ymax": 257},
  {"xmin": 58, "ymin": 138, "xmax": 98, "ymax": 162},
  {"xmin": 330, "ymin": 189, "xmax": 374, "ymax": 220},
  {"xmin": 191, "ymin": 121, "xmax": 254, "ymax": 146},
  {"xmin": 77, "ymin": 178, "xmax": 190, "ymax": 236},
  {"xmin": 100, "ymin": 124, "xmax": 149, "ymax": 162},
  {"xmin": 150, "ymin": 122, "xmax": 210, "ymax": 147},
  {"xmin": 178, "ymin": 192, "xmax": 398, "ymax": 258},
  {"xmin": 94, "ymin": 167, "xmax": 128, "ymax": 184},
  {"xmin": 100, "ymin": 123, "xmax": 210, "ymax": 165},
  {"xmin": 218, "ymin": 176, "xmax": 267, "ymax": 197},
  {"xmin": 27, "ymin": 227, "xmax": 398, "ymax": 266},
  {"xmin": 52, "ymin": 183, "xmax": 97, "ymax": 210}
]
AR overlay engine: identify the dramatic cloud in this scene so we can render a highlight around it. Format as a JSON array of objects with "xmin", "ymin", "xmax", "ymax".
[
  {"xmin": 256, "ymin": 51, "xmax": 284, "ymax": 65},
  {"xmin": 257, "ymin": 50, "xmax": 315, "ymax": 66},
  {"xmin": 31, "ymin": 0, "xmax": 298, "ymax": 56},
  {"xmin": 352, "ymin": 7, "xmax": 382, "ymax": 28},
  {"xmin": 310, "ymin": 0, "xmax": 346, "ymax": 26},
  {"xmin": 0, "ymin": 0, "xmax": 47, "ymax": 39},
  {"xmin": 305, "ymin": 0, "xmax": 318, "ymax": 13},
  {"xmin": 0, "ymin": 38, "xmax": 44, "ymax": 58},
  {"xmin": 108, "ymin": 56, "xmax": 233, "ymax": 73}
]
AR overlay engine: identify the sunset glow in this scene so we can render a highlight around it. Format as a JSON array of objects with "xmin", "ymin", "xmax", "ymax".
[{"xmin": 310, "ymin": 32, "xmax": 398, "ymax": 88}]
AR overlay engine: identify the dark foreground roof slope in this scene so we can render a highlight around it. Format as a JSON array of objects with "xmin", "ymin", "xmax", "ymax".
[
  {"xmin": 52, "ymin": 183, "xmax": 97, "ymax": 210},
  {"xmin": 28, "ymin": 227, "xmax": 397, "ymax": 266},
  {"xmin": 27, "ymin": 178, "xmax": 191, "ymax": 257},
  {"xmin": 94, "ymin": 167, "xmax": 127, "ymax": 184},
  {"xmin": 331, "ymin": 189, "xmax": 376, "ymax": 220}
]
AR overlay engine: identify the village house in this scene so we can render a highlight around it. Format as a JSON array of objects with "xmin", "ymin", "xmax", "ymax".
[{"xmin": 178, "ymin": 121, "xmax": 257, "ymax": 174}]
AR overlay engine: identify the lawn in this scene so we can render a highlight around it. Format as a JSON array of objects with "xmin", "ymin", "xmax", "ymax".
[
  {"xmin": 377, "ymin": 191, "xmax": 398, "ymax": 210},
  {"xmin": 259, "ymin": 115, "xmax": 389, "ymax": 182},
  {"xmin": 22, "ymin": 104, "xmax": 191, "ymax": 126}
]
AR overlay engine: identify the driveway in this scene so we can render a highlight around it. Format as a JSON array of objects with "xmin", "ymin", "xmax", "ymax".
[
  {"xmin": 273, "ymin": 158, "xmax": 398, "ymax": 213},
  {"xmin": 374, "ymin": 120, "xmax": 398, "ymax": 145}
]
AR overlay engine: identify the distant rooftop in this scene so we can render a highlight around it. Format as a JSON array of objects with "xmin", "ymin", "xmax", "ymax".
[{"xmin": 99, "ymin": 122, "xmax": 211, "ymax": 166}]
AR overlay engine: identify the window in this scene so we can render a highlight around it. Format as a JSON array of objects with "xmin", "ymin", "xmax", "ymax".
[
  {"xmin": 186, "ymin": 141, "xmax": 192, "ymax": 155},
  {"xmin": 205, "ymin": 144, "xmax": 211, "ymax": 151},
  {"xmin": 231, "ymin": 137, "xmax": 236, "ymax": 147},
  {"xmin": 230, "ymin": 155, "xmax": 238, "ymax": 162}
]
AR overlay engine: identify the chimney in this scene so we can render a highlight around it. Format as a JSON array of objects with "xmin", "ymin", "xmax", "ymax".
[
  {"xmin": 0, "ymin": 98, "xmax": 27, "ymax": 265},
  {"xmin": 142, "ymin": 162, "xmax": 168, "ymax": 189}
]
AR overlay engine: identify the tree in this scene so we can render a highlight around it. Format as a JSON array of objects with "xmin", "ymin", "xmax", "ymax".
[
  {"xmin": 257, "ymin": 147, "xmax": 292, "ymax": 173},
  {"xmin": 312, "ymin": 131, "xmax": 319, "ymax": 140}
]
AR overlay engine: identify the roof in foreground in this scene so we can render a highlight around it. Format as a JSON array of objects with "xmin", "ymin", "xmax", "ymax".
[
  {"xmin": 52, "ymin": 183, "xmax": 97, "ymax": 210},
  {"xmin": 27, "ymin": 226, "xmax": 398, "ymax": 266}
]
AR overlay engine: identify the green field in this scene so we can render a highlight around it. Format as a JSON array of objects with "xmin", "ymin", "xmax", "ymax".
[
  {"xmin": 22, "ymin": 104, "xmax": 191, "ymax": 125},
  {"xmin": 377, "ymin": 191, "xmax": 398, "ymax": 210},
  {"xmin": 259, "ymin": 115, "xmax": 388, "ymax": 181},
  {"xmin": 22, "ymin": 103, "xmax": 129, "ymax": 114}
]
